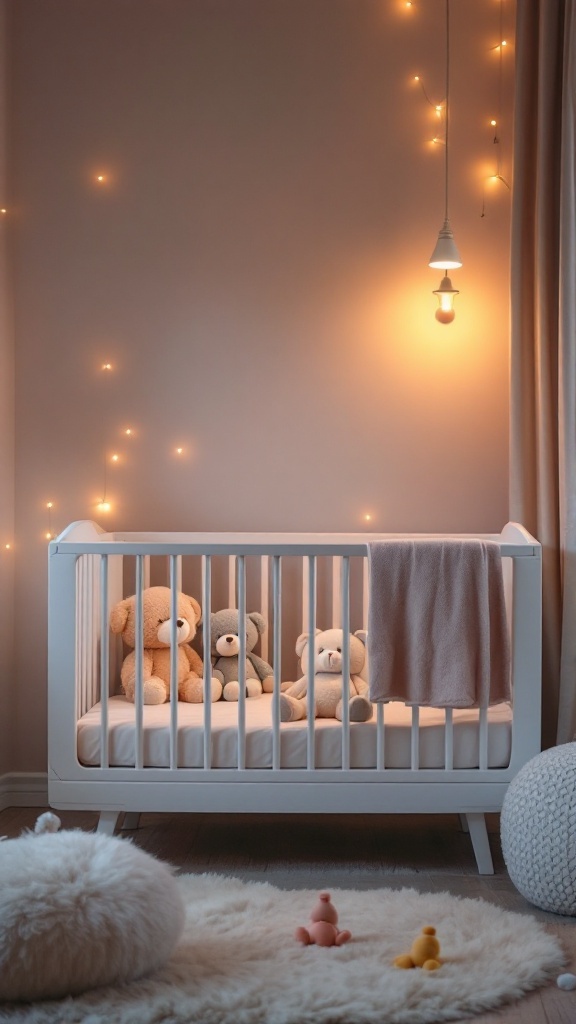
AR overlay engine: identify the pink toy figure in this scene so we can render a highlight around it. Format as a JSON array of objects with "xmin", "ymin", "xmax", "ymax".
[{"xmin": 295, "ymin": 891, "xmax": 351, "ymax": 947}]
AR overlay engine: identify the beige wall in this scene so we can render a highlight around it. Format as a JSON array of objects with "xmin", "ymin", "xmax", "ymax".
[
  {"xmin": 8, "ymin": 0, "xmax": 514, "ymax": 772},
  {"xmin": 0, "ymin": 0, "xmax": 15, "ymax": 776}
]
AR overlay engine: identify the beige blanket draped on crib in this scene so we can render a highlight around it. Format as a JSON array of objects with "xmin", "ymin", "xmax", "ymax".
[{"xmin": 367, "ymin": 538, "xmax": 511, "ymax": 708}]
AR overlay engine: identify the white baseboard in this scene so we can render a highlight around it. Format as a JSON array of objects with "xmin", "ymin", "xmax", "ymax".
[{"xmin": 0, "ymin": 772, "xmax": 48, "ymax": 811}]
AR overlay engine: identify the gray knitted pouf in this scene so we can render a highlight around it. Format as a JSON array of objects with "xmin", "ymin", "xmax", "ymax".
[{"xmin": 501, "ymin": 743, "xmax": 576, "ymax": 915}]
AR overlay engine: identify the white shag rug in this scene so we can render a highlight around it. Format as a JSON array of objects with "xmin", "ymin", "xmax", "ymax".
[{"xmin": 0, "ymin": 874, "xmax": 564, "ymax": 1024}]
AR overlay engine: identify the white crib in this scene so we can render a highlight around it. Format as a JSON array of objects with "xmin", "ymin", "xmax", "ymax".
[{"xmin": 47, "ymin": 520, "xmax": 542, "ymax": 874}]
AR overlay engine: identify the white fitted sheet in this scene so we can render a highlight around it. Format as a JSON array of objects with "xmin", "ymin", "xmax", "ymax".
[{"xmin": 77, "ymin": 694, "xmax": 512, "ymax": 770}]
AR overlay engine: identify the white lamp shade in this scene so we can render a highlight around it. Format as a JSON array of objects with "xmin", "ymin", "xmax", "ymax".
[{"xmin": 429, "ymin": 218, "xmax": 462, "ymax": 269}]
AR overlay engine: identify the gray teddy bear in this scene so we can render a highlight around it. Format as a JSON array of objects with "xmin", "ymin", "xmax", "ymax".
[{"xmin": 210, "ymin": 609, "xmax": 274, "ymax": 701}]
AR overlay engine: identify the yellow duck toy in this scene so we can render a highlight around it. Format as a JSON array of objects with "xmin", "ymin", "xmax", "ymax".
[{"xmin": 393, "ymin": 926, "xmax": 442, "ymax": 971}]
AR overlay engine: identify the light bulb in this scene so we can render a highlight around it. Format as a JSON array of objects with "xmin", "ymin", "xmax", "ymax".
[
  {"xmin": 97, "ymin": 500, "xmax": 111, "ymax": 513},
  {"xmin": 125, "ymin": 428, "xmax": 132, "ymax": 436},
  {"xmin": 5, "ymin": 543, "xmax": 11, "ymax": 550},
  {"xmin": 102, "ymin": 363, "xmax": 112, "ymax": 371},
  {"xmin": 364, "ymin": 514, "xmax": 372, "ymax": 522},
  {"xmin": 111, "ymin": 454, "xmax": 119, "ymax": 462},
  {"xmin": 490, "ymin": 119, "xmax": 497, "ymax": 126},
  {"xmin": 433, "ymin": 274, "xmax": 459, "ymax": 324},
  {"xmin": 176, "ymin": 447, "xmax": 183, "ymax": 455},
  {"xmin": 46, "ymin": 532, "xmax": 53, "ymax": 540},
  {"xmin": 46, "ymin": 501, "xmax": 53, "ymax": 509}
]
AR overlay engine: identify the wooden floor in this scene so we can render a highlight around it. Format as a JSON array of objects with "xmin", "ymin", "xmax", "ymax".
[{"xmin": 1, "ymin": 807, "xmax": 575, "ymax": 1023}]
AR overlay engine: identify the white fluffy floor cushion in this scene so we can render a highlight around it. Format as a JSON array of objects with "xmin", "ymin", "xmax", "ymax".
[{"xmin": 0, "ymin": 814, "xmax": 185, "ymax": 1003}]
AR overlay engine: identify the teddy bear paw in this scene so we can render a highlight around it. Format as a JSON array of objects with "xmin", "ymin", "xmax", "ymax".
[
  {"xmin": 223, "ymin": 681, "xmax": 240, "ymax": 701},
  {"xmin": 349, "ymin": 695, "xmax": 373, "ymax": 722},
  {"xmin": 180, "ymin": 677, "xmax": 223, "ymax": 703},
  {"xmin": 142, "ymin": 677, "xmax": 168, "ymax": 704},
  {"xmin": 280, "ymin": 694, "xmax": 305, "ymax": 722}
]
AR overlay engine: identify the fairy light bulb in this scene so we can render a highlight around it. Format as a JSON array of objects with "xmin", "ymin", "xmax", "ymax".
[
  {"xmin": 125, "ymin": 428, "xmax": 132, "ymax": 436},
  {"xmin": 111, "ymin": 453, "xmax": 119, "ymax": 462},
  {"xmin": 176, "ymin": 447, "xmax": 183, "ymax": 455},
  {"xmin": 5, "ymin": 543, "xmax": 11, "ymax": 550},
  {"xmin": 46, "ymin": 501, "xmax": 53, "ymax": 509},
  {"xmin": 45, "ymin": 532, "xmax": 52, "ymax": 540},
  {"xmin": 433, "ymin": 274, "xmax": 459, "ymax": 324},
  {"xmin": 102, "ymin": 362, "xmax": 112, "ymax": 371},
  {"xmin": 97, "ymin": 500, "xmax": 111, "ymax": 513},
  {"xmin": 364, "ymin": 514, "xmax": 372, "ymax": 522}
]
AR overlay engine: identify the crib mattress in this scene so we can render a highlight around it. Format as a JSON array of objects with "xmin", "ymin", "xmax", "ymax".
[{"xmin": 77, "ymin": 695, "xmax": 512, "ymax": 770}]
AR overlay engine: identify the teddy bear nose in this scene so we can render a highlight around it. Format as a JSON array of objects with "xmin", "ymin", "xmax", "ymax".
[
  {"xmin": 177, "ymin": 619, "xmax": 184, "ymax": 628},
  {"xmin": 225, "ymin": 635, "xmax": 234, "ymax": 644}
]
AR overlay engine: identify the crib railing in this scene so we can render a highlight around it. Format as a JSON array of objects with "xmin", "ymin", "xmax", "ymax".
[{"xmin": 49, "ymin": 521, "xmax": 542, "ymax": 781}]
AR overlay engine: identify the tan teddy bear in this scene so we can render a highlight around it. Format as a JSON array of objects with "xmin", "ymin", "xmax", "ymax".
[{"xmin": 109, "ymin": 586, "xmax": 222, "ymax": 705}]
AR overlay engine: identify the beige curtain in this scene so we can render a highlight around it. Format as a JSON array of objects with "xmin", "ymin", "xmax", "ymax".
[{"xmin": 510, "ymin": 0, "xmax": 576, "ymax": 747}]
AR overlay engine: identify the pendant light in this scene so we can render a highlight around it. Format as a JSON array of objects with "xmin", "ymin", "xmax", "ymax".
[{"xmin": 429, "ymin": 0, "xmax": 462, "ymax": 321}]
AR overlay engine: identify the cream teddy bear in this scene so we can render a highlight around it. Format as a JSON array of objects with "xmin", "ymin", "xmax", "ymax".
[
  {"xmin": 280, "ymin": 628, "xmax": 373, "ymax": 722},
  {"xmin": 110, "ymin": 586, "xmax": 222, "ymax": 704}
]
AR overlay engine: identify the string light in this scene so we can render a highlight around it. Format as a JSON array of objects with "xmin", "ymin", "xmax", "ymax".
[
  {"xmin": 97, "ymin": 500, "xmax": 111, "ymax": 513},
  {"xmin": 125, "ymin": 428, "xmax": 133, "ymax": 436},
  {"xmin": 176, "ymin": 447, "xmax": 184, "ymax": 455},
  {"xmin": 102, "ymin": 362, "xmax": 112, "ymax": 371},
  {"xmin": 0, "ymin": 208, "xmax": 6, "ymax": 215},
  {"xmin": 364, "ymin": 514, "xmax": 373, "ymax": 522},
  {"xmin": 46, "ymin": 501, "xmax": 54, "ymax": 540},
  {"xmin": 111, "ymin": 453, "xmax": 119, "ymax": 462},
  {"xmin": 5, "ymin": 543, "xmax": 11, "ymax": 550},
  {"xmin": 481, "ymin": 0, "xmax": 511, "ymax": 216}
]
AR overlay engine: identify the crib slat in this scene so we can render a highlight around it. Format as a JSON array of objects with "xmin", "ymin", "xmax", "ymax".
[
  {"xmin": 307, "ymin": 556, "xmax": 317, "ymax": 770},
  {"xmin": 272, "ymin": 556, "xmax": 282, "ymax": 771},
  {"xmin": 332, "ymin": 556, "xmax": 342, "ymax": 628},
  {"xmin": 341, "ymin": 556, "xmax": 350, "ymax": 771},
  {"xmin": 78, "ymin": 558, "xmax": 86, "ymax": 717},
  {"xmin": 444, "ymin": 708, "xmax": 454, "ymax": 770},
  {"xmin": 410, "ymin": 705, "xmax": 419, "ymax": 770},
  {"xmin": 302, "ymin": 556, "xmax": 309, "ymax": 632},
  {"xmin": 362, "ymin": 556, "xmax": 369, "ymax": 631},
  {"xmin": 376, "ymin": 702, "xmax": 385, "ymax": 770},
  {"xmin": 237, "ymin": 555, "xmax": 246, "ymax": 770},
  {"xmin": 134, "ymin": 555, "xmax": 144, "ymax": 770},
  {"xmin": 99, "ymin": 555, "xmax": 109, "ymax": 769},
  {"xmin": 169, "ymin": 555, "xmax": 179, "ymax": 770},
  {"xmin": 260, "ymin": 556, "xmax": 269, "ymax": 662},
  {"xmin": 92, "ymin": 556, "xmax": 99, "ymax": 710},
  {"xmin": 228, "ymin": 555, "xmax": 236, "ymax": 608},
  {"xmin": 479, "ymin": 705, "xmax": 488, "ymax": 770},
  {"xmin": 202, "ymin": 555, "xmax": 212, "ymax": 769}
]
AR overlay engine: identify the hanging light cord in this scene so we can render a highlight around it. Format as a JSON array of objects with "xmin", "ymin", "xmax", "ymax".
[{"xmin": 444, "ymin": 0, "xmax": 450, "ymax": 223}]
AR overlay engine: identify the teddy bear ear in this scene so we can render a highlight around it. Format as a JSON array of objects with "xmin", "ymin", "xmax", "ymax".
[
  {"xmin": 354, "ymin": 629, "xmax": 368, "ymax": 646},
  {"xmin": 109, "ymin": 599, "xmax": 131, "ymax": 634},
  {"xmin": 248, "ymin": 611, "xmax": 266, "ymax": 635},
  {"xmin": 295, "ymin": 632, "xmax": 309, "ymax": 657},
  {"xmin": 185, "ymin": 595, "xmax": 202, "ymax": 625}
]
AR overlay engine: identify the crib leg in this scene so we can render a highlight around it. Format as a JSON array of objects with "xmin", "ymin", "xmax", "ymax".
[
  {"xmin": 121, "ymin": 812, "xmax": 141, "ymax": 831},
  {"xmin": 465, "ymin": 813, "xmax": 494, "ymax": 875},
  {"xmin": 97, "ymin": 811, "xmax": 121, "ymax": 835},
  {"xmin": 458, "ymin": 813, "xmax": 469, "ymax": 832}
]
